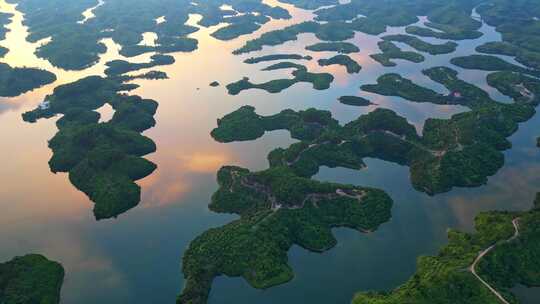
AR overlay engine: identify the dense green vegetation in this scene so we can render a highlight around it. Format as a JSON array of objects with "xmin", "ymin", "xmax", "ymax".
[
  {"xmin": 209, "ymin": 81, "xmax": 220, "ymax": 87},
  {"xmin": 382, "ymin": 34, "xmax": 458, "ymax": 55},
  {"xmin": 217, "ymin": 68, "xmax": 540, "ymax": 195},
  {"xmin": 339, "ymin": 95, "xmax": 373, "ymax": 106},
  {"xmin": 305, "ymin": 42, "xmax": 360, "ymax": 54},
  {"xmin": 8, "ymin": 0, "xmax": 295, "ymax": 69},
  {"xmin": 22, "ymin": 76, "xmax": 158, "ymax": 219},
  {"xmin": 476, "ymin": 42, "xmax": 540, "ymax": 71},
  {"xmin": 0, "ymin": 254, "xmax": 64, "ymax": 304},
  {"xmin": 318, "ymin": 54, "xmax": 361, "ymax": 73},
  {"xmin": 361, "ymin": 73, "xmax": 445, "ymax": 104},
  {"xmin": 476, "ymin": 0, "xmax": 540, "ymax": 70},
  {"xmin": 104, "ymin": 54, "xmax": 174, "ymax": 76},
  {"xmin": 370, "ymin": 41, "xmax": 424, "ymax": 67},
  {"xmin": 353, "ymin": 194, "xmax": 540, "ymax": 304},
  {"xmin": 451, "ymin": 55, "xmax": 540, "ymax": 77},
  {"xmin": 486, "ymin": 71, "xmax": 540, "ymax": 104},
  {"xmin": 226, "ymin": 63, "xmax": 333, "ymax": 95},
  {"xmin": 211, "ymin": 105, "xmax": 339, "ymax": 142},
  {"xmin": 244, "ymin": 54, "xmax": 312, "ymax": 64},
  {"xmin": 211, "ymin": 14, "xmax": 268, "ymax": 41},
  {"xmin": 0, "ymin": 63, "xmax": 56, "ymax": 97},
  {"xmin": 178, "ymin": 166, "xmax": 393, "ymax": 304}
]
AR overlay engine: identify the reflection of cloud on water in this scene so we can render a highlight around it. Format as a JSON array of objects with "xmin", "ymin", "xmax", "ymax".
[
  {"xmin": 138, "ymin": 151, "xmax": 232, "ymax": 208},
  {"xmin": 183, "ymin": 153, "xmax": 230, "ymax": 173},
  {"xmin": 43, "ymin": 230, "xmax": 131, "ymax": 302},
  {"xmin": 446, "ymin": 163, "xmax": 540, "ymax": 230}
]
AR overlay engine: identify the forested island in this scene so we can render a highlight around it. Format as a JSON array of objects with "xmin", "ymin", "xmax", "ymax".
[
  {"xmin": 178, "ymin": 166, "xmax": 392, "ymax": 304},
  {"xmin": 227, "ymin": 63, "xmax": 333, "ymax": 95},
  {"xmin": 381, "ymin": 34, "xmax": 458, "ymax": 55},
  {"xmin": 22, "ymin": 76, "xmax": 158, "ymax": 220},
  {"xmin": 318, "ymin": 54, "xmax": 361, "ymax": 73},
  {"xmin": 0, "ymin": 63, "xmax": 56, "ymax": 97},
  {"xmin": 371, "ymin": 41, "xmax": 424, "ymax": 67},
  {"xmin": 0, "ymin": 254, "xmax": 64, "ymax": 304},
  {"xmin": 339, "ymin": 95, "xmax": 373, "ymax": 106},
  {"xmin": 244, "ymin": 54, "xmax": 312, "ymax": 64},
  {"xmin": 305, "ymin": 42, "xmax": 360, "ymax": 54}
]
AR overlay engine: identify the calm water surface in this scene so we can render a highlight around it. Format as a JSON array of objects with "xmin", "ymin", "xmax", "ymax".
[{"xmin": 0, "ymin": 1, "xmax": 538, "ymax": 303}]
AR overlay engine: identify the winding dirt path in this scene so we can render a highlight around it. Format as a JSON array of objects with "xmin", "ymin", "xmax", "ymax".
[{"xmin": 469, "ymin": 218, "xmax": 520, "ymax": 304}]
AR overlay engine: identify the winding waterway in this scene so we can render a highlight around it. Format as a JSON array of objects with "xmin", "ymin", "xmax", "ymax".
[{"xmin": 0, "ymin": 0, "xmax": 538, "ymax": 303}]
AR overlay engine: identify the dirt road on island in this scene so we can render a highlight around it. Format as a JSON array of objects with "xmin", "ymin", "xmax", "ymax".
[{"xmin": 469, "ymin": 218, "xmax": 520, "ymax": 304}]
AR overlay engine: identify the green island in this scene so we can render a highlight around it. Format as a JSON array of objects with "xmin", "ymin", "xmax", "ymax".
[
  {"xmin": 338, "ymin": 95, "xmax": 373, "ymax": 107},
  {"xmin": 244, "ymin": 54, "xmax": 312, "ymax": 64},
  {"xmin": 0, "ymin": 254, "xmax": 64, "ymax": 304},
  {"xmin": 476, "ymin": 42, "xmax": 540, "ymax": 71},
  {"xmin": 22, "ymin": 76, "xmax": 158, "ymax": 220},
  {"xmin": 211, "ymin": 14, "xmax": 269, "ymax": 41},
  {"xmin": 0, "ymin": 63, "xmax": 57, "ymax": 97},
  {"xmin": 305, "ymin": 42, "xmax": 360, "ymax": 54},
  {"xmin": 214, "ymin": 67, "xmax": 540, "ymax": 195},
  {"xmin": 119, "ymin": 70, "xmax": 169, "ymax": 81},
  {"xmin": 381, "ymin": 34, "xmax": 458, "ymax": 55},
  {"xmin": 450, "ymin": 55, "xmax": 540, "ymax": 77},
  {"xmin": 370, "ymin": 41, "xmax": 424, "ymax": 67},
  {"xmin": 209, "ymin": 81, "xmax": 219, "ymax": 87},
  {"xmin": 211, "ymin": 105, "xmax": 338, "ymax": 142},
  {"xmin": 226, "ymin": 62, "xmax": 333, "ymax": 95},
  {"xmin": 177, "ymin": 165, "xmax": 393, "ymax": 304},
  {"xmin": 353, "ymin": 193, "xmax": 540, "ymax": 304},
  {"xmin": 318, "ymin": 54, "xmax": 361, "ymax": 73},
  {"xmin": 104, "ymin": 54, "xmax": 175, "ymax": 77},
  {"xmin": 360, "ymin": 73, "xmax": 446, "ymax": 105}
]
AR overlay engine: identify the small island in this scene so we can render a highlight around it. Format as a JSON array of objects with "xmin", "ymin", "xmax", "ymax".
[
  {"xmin": 450, "ymin": 55, "xmax": 540, "ymax": 77},
  {"xmin": 338, "ymin": 95, "xmax": 373, "ymax": 106},
  {"xmin": 0, "ymin": 254, "xmax": 64, "ymax": 304},
  {"xmin": 476, "ymin": 42, "xmax": 540, "ymax": 70},
  {"xmin": 211, "ymin": 105, "xmax": 338, "ymax": 142},
  {"xmin": 105, "ymin": 54, "xmax": 175, "ymax": 77},
  {"xmin": 226, "ymin": 63, "xmax": 333, "ymax": 95},
  {"xmin": 305, "ymin": 42, "xmax": 360, "ymax": 54},
  {"xmin": 318, "ymin": 54, "xmax": 361, "ymax": 73},
  {"xmin": 382, "ymin": 34, "xmax": 458, "ymax": 55},
  {"xmin": 0, "ymin": 63, "xmax": 56, "ymax": 97},
  {"xmin": 370, "ymin": 41, "xmax": 424, "ymax": 67},
  {"xmin": 244, "ymin": 54, "xmax": 312, "ymax": 64},
  {"xmin": 209, "ymin": 81, "xmax": 220, "ymax": 87}
]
